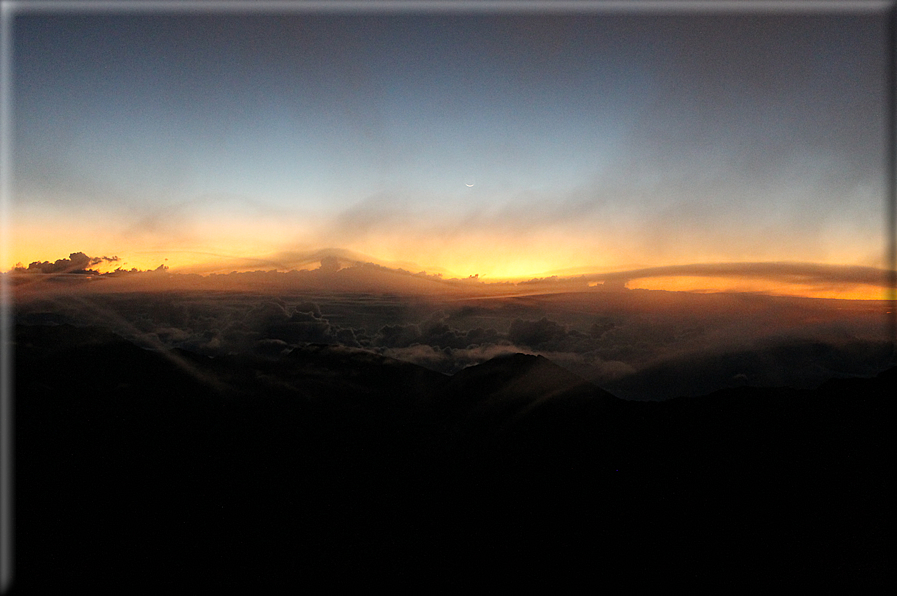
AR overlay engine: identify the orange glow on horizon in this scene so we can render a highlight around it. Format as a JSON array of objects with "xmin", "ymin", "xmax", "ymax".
[
  {"xmin": 6, "ymin": 222, "xmax": 891, "ymax": 300},
  {"xmin": 626, "ymin": 276, "xmax": 889, "ymax": 301}
]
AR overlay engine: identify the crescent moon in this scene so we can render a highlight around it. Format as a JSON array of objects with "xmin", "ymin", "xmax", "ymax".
[{"xmin": 465, "ymin": 183, "xmax": 474, "ymax": 187}]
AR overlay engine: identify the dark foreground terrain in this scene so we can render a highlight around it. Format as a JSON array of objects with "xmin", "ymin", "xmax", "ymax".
[{"xmin": 11, "ymin": 324, "xmax": 893, "ymax": 591}]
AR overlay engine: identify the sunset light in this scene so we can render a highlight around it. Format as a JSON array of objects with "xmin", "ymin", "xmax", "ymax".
[
  {"xmin": 6, "ymin": 6, "xmax": 892, "ymax": 301},
  {"xmin": 4, "ymin": 3, "xmax": 894, "ymax": 590}
]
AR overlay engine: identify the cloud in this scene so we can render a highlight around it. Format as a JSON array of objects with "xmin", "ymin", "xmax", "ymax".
[
  {"xmin": 374, "ymin": 323, "xmax": 422, "ymax": 349},
  {"xmin": 14, "ymin": 278, "xmax": 892, "ymax": 398},
  {"xmin": 378, "ymin": 343, "xmax": 523, "ymax": 375},
  {"xmin": 22, "ymin": 252, "xmax": 120, "ymax": 274},
  {"xmin": 330, "ymin": 192, "xmax": 413, "ymax": 239},
  {"xmin": 237, "ymin": 300, "xmax": 338, "ymax": 346},
  {"xmin": 265, "ymin": 319, "xmax": 334, "ymax": 346},
  {"xmin": 254, "ymin": 338, "xmax": 293, "ymax": 358},
  {"xmin": 334, "ymin": 328, "xmax": 362, "ymax": 348},
  {"xmin": 243, "ymin": 301, "xmax": 290, "ymax": 327},
  {"xmin": 585, "ymin": 262, "xmax": 894, "ymax": 290},
  {"xmin": 319, "ymin": 255, "xmax": 340, "ymax": 273},
  {"xmin": 508, "ymin": 317, "xmax": 567, "ymax": 348},
  {"xmin": 295, "ymin": 302, "xmax": 322, "ymax": 317},
  {"xmin": 606, "ymin": 337, "xmax": 896, "ymax": 400}
]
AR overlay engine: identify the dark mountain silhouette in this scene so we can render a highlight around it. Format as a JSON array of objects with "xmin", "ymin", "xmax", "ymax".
[
  {"xmin": 447, "ymin": 352, "xmax": 616, "ymax": 404},
  {"xmin": 11, "ymin": 323, "xmax": 892, "ymax": 592},
  {"xmin": 607, "ymin": 337, "xmax": 895, "ymax": 399}
]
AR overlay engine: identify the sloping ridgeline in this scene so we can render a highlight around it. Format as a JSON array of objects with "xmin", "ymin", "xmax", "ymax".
[{"xmin": 13, "ymin": 324, "xmax": 891, "ymax": 591}]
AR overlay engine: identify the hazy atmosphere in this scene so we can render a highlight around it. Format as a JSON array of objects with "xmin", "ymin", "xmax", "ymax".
[
  {"xmin": 5, "ymin": 3, "xmax": 895, "ymax": 591},
  {"xmin": 8, "ymin": 3, "xmax": 892, "ymax": 297},
  {"xmin": 6, "ymin": 2, "xmax": 896, "ymax": 396}
]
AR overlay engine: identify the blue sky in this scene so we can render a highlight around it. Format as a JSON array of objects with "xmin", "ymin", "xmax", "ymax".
[{"xmin": 8, "ymin": 5, "xmax": 891, "ymax": 281}]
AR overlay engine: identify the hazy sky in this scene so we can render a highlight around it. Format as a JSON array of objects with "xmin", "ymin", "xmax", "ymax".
[{"xmin": 8, "ymin": 2, "xmax": 891, "ymax": 283}]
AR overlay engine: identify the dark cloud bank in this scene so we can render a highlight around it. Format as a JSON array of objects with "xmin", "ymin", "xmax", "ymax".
[
  {"xmin": 13, "ymin": 319, "xmax": 892, "ymax": 590},
  {"xmin": 10, "ymin": 253, "xmax": 894, "ymax": 590},
  {"xmin": 14, "ymin": 274, "xmax": 893, "ymax": 398}
]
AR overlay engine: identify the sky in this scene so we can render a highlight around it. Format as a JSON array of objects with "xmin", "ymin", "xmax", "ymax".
[{"xmin": 5, "ymin": 2, "xmax": 894, "ymax": 296}]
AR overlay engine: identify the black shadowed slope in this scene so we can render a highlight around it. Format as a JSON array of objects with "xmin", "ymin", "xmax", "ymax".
[{"xmin": 12, "ymin": 324, "xmax": 892, "ymax": 592}]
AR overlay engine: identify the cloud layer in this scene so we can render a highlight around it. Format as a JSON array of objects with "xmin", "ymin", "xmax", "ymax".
[{"xmin": 14, "ymin": 273, "xmax": 893, "ymax": 399}]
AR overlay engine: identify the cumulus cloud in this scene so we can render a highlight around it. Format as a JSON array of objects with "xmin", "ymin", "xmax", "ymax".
[
  {"xmin": 379, "ymin": 343, "xmax": 523, "ymax": 375},
  {"xmin": 319, "ymin": 256, "xmax": 341, "ymax": 273},
  {"xmin": 22, "ymin": 252, "xmax": 120, "ymax": 274},
  {"xmin": 243, "ymin": 301, "xmax": 290, "ymax": 328},
  {"xmin": 266, "ymin": 318, "xmax": 334, "ymax": 345},
  {"xmin": 508, "ymin": 317, "xmax": 567, "ymax": 348},
  {"xmin": 254, "ymin": 338, "xmax": 293, "ymax": 358},
  {"xmin": 234, "ymin": 300, "xmax": 339, "ymax": 347},
  {"xmin": 13, "ymin": 283, "xmax": 892, "ymax": 396},
  {"xmin": 295, "ymin": 302, "xmax": 322, "ymax": 318},
  {"xmin": 374, "ymin": 323, "xmax": 422, "ymax": 349}
]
